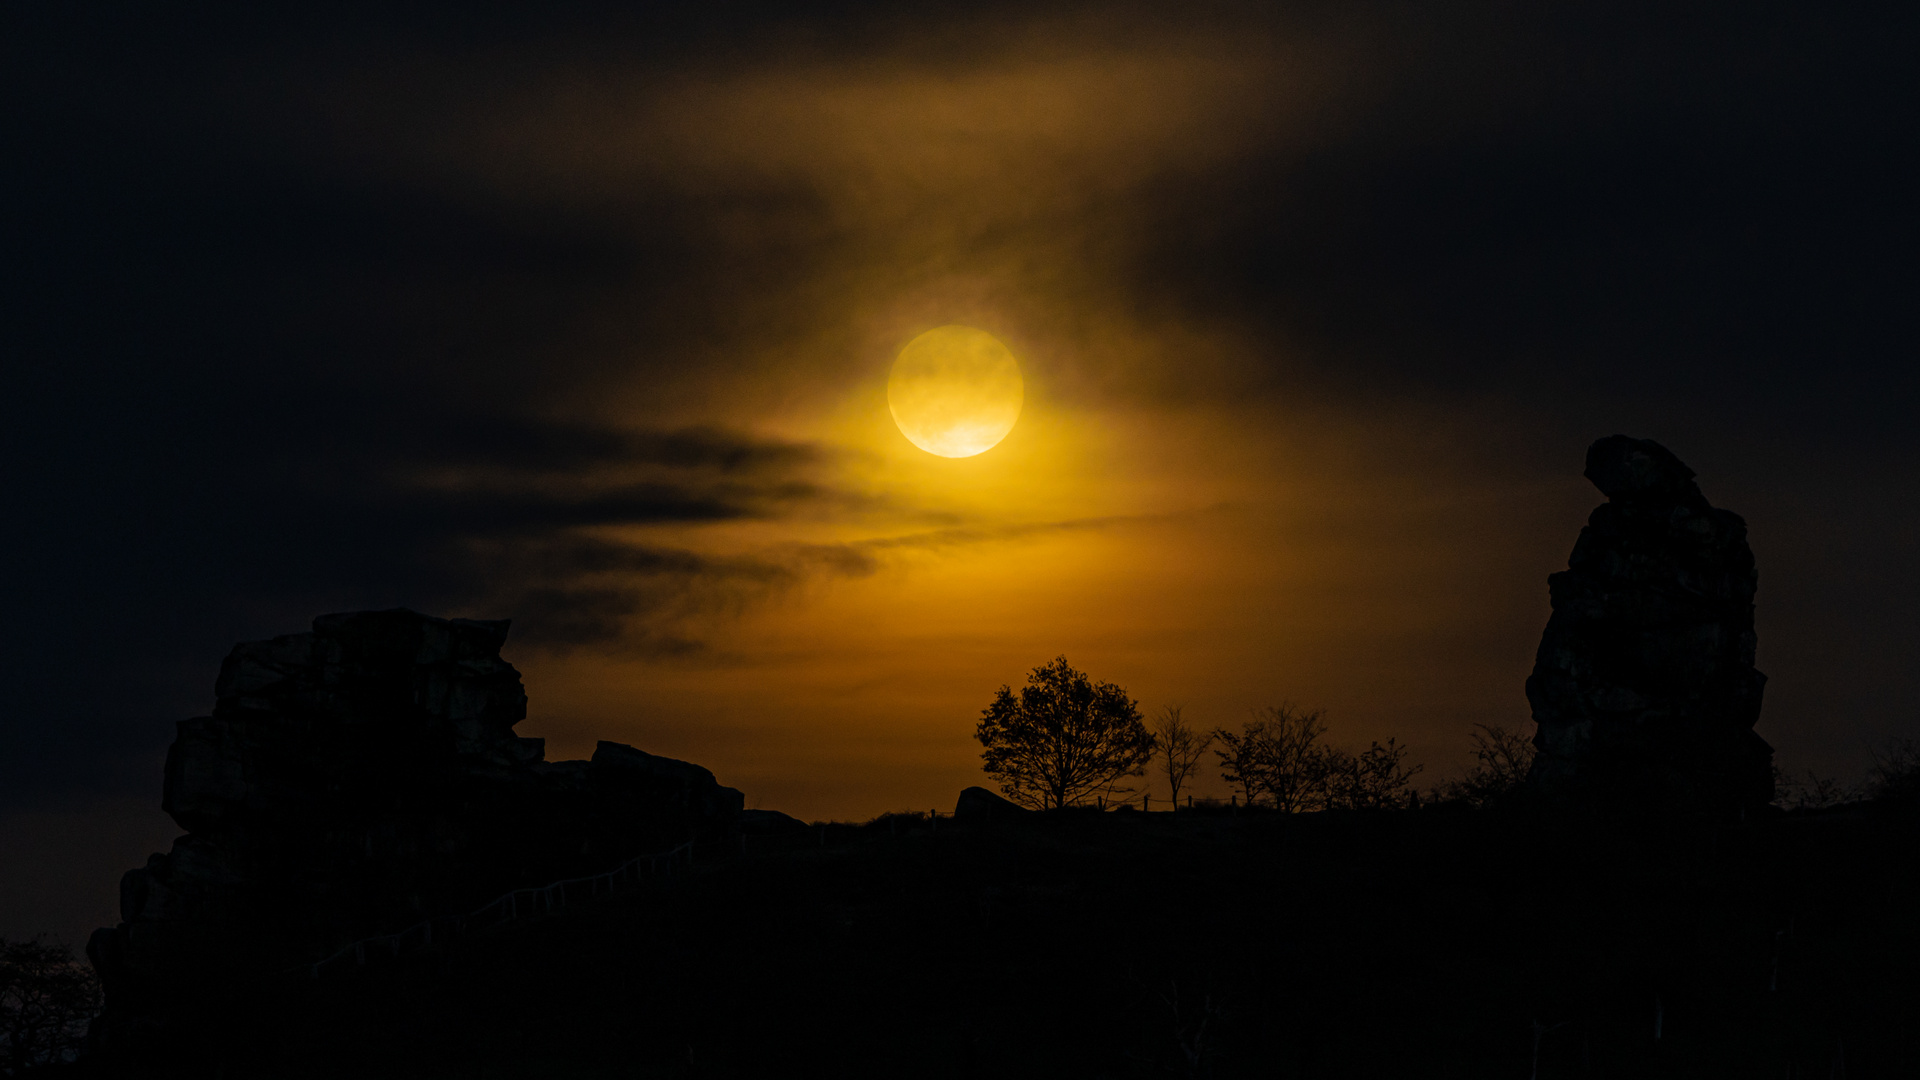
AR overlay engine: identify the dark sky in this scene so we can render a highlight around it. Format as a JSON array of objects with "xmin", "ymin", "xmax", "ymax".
[{"xmin": 4, "ymin": 0, "xmax": 1917, "ymax": 946}]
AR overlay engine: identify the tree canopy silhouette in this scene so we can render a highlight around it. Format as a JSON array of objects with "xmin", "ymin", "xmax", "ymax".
[
  {"xmin": 1, "ymin": 936, "xmax": 100, "ymax": 1073},
  {"xmin": 975, "ymin": 657, "xmax": 1154, "ymax": 810}
]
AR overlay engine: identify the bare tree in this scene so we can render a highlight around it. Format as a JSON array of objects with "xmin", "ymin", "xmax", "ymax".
[
  {"xmin": 975, "ymin": 656, "xmax": 1155, "ymax": 810},
  {"xmin": 1152, "ymin": 706, "xmax": 1213, "ymax": 808},
  {"xmin": 1772, "ymin": 738, "xmax": 1920, "ymax": 810},
  {"xmin": 0, "ymin": 936, "xmax": 101, "ymax": 1073},
  {"xmin": 1325, "ymin": 738, "xmax": 1423, "ymax": 810},
  {"xmin": 1773, "ymin": 767, "xmax": 1859, "ymax": 810},
  {"xmin": 1434, "ymin": 723, "xmax": 1536, "ymax": 807},
  {"xmin": 1212, "ymin": 721, "xmax": 1269, "ymax": 806},
  {"xmin": 1868, "ymin": 736, "xmax": 1920, "ymax": 803},
  {"xmin": 1212, "ymin": 704, "xmax": 1331, "ymax": 811}
]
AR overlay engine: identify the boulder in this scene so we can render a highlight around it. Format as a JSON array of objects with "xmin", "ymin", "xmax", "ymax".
[
  {"xmin": 91, "ymin": 609, "xmax": 743, "ymax": 1045},
  {"xmin": 1524, "ymin": 437, "xmax": 1773, "ymax": 821},
  {"xmin": 954, "ymin": 786, "xmax": 1032, "ymax": 821},
  {"xmin": 738, "ymin": 809, "xmax": 812, "ymax": 836}
]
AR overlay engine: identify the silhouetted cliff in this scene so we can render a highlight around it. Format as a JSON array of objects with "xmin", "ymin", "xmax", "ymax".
[{"xmin": 88, "ymin": 609, "xmax": 741, "ymax": 1046}]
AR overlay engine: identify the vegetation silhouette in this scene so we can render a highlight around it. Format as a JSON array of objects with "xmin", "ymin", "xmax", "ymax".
[
  {"xmin": 1323, "ymin": 737, "xmax": 1422, "ymax": 810},
  {"xmin": 1150, "ymin": 706, "xmax": 1213, "ymax": 808},
  {"xmin": 1773, "ymin": 735, "xmax": 1920, "ymax": 810},
  {"xmin": 1772, "ymin": 767, "xmax": 1860, "ymax": 811},
  {"xmin": 1868, "ymin": 736, "xmax": 1920, "ymax": 802},
  {"xmin": 1213, "ymin": 705, "xmax": 1424, "ymax": 812},
  {"xmin": 0, "ymin": 936, "xmax": 100, "ymax": 1073},
  {"xmin": 974, "ymin": 657, "xmax": 1154, "ymax": 810},
  {"xmin": 1432, "ymin": 723, "xmax": 1536, "ymax": 807},
  {"xmin": 1212, "ymin": 704, "xmax": 1333, "ymax": 810}
]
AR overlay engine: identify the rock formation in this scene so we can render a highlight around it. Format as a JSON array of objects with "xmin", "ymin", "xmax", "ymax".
[
  {"xmin": 954, "ymin": 785, "xmax": 1031, "ymax": 821},
  {"xmin": 89, "ymin": 609, "xmax": 742, "ymax": 1042},
  {"xmin": 1525, "ymin": 436, "xmax": 1773, "ymax": 820}
]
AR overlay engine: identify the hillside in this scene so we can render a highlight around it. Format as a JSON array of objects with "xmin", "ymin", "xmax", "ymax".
[{"xmin": 78, "ymin": 800, "xmax": 1920, "ymax": 1079}]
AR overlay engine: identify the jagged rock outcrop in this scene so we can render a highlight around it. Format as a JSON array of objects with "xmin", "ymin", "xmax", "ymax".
[
  {"xmin": 89, "ymin": 609, "xmax": 742, "ymax": 1042},
  {"xmin": 1525, "ymin": 436, "xmax": 1773, "ymax": 821}
]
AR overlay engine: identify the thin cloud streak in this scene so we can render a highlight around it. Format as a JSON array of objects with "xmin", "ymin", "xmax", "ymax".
[{"xmin": 475, "ymin": 514, "xmax": 1155, "ymax": 654}]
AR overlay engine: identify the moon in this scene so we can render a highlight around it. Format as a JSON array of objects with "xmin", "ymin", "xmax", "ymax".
[{"xmin": 887, "ymin": 326, "xmax": 1024, "ymax": 458}]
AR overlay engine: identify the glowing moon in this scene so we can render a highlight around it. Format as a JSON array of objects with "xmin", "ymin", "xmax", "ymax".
[{"xmin": 887, "ymin": 326, "xmax": 1024, "ymax": 458}]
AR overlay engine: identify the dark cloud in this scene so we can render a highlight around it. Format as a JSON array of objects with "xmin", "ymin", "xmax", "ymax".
[
  {"xmin": 455, "ymin": 515, "xmax": 1137, "ymax": 654},
  {"xmin": 1082, "ymin": 5, "xmax": 1909, "ymax": 411},
  {"xmin": 0, "ymin": 400, "xmax": 838, "ymax": 806}
]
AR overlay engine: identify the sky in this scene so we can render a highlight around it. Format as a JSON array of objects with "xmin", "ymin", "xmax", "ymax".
[{"xmin": 4, "ymin": 0, "xmax": 1917, "ymax": 946}]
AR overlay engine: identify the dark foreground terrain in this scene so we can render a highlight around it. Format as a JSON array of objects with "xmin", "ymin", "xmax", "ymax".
[{"xmin": 75, "ymin": 801, "xmax": 1920, "ymax": 1079}]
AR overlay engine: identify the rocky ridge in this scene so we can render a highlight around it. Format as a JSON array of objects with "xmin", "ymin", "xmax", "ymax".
[{"xmin": 89, "ymin": 609, "xmax": 742, "ymax": 1044}]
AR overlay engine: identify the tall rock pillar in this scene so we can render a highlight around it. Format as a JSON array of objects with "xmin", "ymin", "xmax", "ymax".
[{"xmin": 1525, "ymin": 436, "xmax": 1773, "ymax": 820}]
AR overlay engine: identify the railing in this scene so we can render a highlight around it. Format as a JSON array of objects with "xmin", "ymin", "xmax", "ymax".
[{"xmin": 296, "ymin": 840, "xmax": 695, "ymax": 979}]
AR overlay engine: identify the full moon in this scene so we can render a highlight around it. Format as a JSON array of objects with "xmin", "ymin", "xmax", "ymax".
[{"xmin": 887, "ymin": 326, "xmax": 1024, "ymax": 458}]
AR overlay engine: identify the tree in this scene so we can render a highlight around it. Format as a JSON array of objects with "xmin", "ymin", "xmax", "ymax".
[
  {"xmin": 1213, "ymin": 704, "xmax": 1330, "ymax": 811},
  {"xmin": 1325, "ymin": 738, "xmax": 1423, "ymax": 810},
  {"xmin": 1868, "ymin": 736, "xmax": 1920, "ymax": 803},
  {"xmin": 1151, "ymin": 706, "xmax": 1213, "ymax": 808},
  {"xmin": 975, "ymin": 657, "xmax": 1155, "ymax": 810},
  {"xmin": 1434, "ymin": 723, "xmax": 1536, "ymax": 807},
  {"xmin": 0, "ymin": 936, "xmax": 101, "ymax": 1073},
  {"xmin": 1773, "ymin": 767, "xmax": 1858, "ymax": 811}
]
